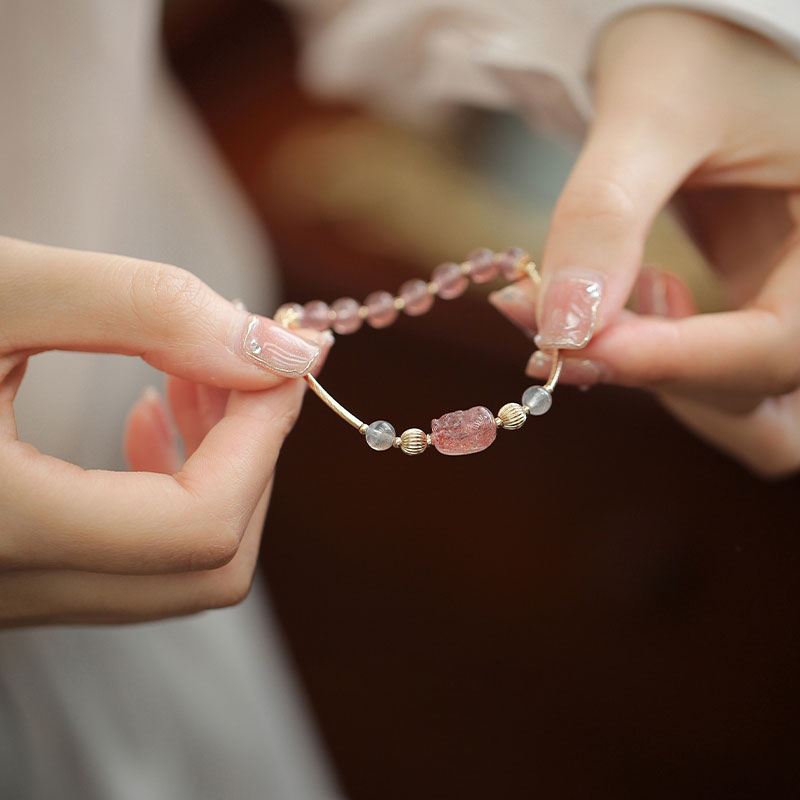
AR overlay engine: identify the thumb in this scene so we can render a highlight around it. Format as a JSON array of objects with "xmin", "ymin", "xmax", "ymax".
[
  {"xmin": 536, "ymin": 69, "xmax": 708, "ymax": 350},
  {"xmin": 1, "ymin": 236, "xmax": 324, "ymax": 389}
]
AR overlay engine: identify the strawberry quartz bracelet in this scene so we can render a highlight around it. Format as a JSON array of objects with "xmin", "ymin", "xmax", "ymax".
[{"xmin": 261, "ymin": 248, "xmax": 562, "ymax": 456}]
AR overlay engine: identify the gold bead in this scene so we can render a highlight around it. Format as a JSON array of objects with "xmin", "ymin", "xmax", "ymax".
[
  {"xmin": 400, "ymin": 428, "xmax": 428, "ymax": 455},
  {"xmin": 273, "ymin": 304, "xmax": 303, "ymax": 329},
  {"xmin": 497, "ymin": 402, "xmax": 527, "ymax": 430}
]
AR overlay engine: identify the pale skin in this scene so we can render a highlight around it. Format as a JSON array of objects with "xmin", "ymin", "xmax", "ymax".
[
  {"xmin": 493, "ymin": 8, "xmax": 800, "ymax": 478},
  {"xmin": 3, "ymin": 8, "xmax": 799, "ymax": 627},
  {"xmin": 0, "ymin": 236, "xmax": 329, "ymax": 627}
]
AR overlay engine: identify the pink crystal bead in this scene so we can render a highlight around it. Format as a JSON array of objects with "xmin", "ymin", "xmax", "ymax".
[
  {"xmin": 497, "ymin": 247, "xmax": 527, "ymax": 281},
  {"xmin": 364, "ymin": 290, "xmax": 398, "ymax": 328},
  {"xmin": 303, "ymin": 300, "xmax": 331, "ymax": 330},
  {"xmin": 431, "ymin": 261, "xmax": 468, "ymax": 300},
  {"xmin": 331, "ymin": 297, "xmax": 362, "ymax": 334},
  {"xmin": 430, "ymin": 406, "xmax": 497, "ymax": 456},
  {"xmin": 465, "ymin": 248, "xmax": 498, "ymax": 283},
  {"xmin": 399, "ymin": 279, "xmax": 434, "ymax": 316}
]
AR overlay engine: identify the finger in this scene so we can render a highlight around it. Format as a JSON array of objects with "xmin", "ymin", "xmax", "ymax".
[
  {"xmin": 166, "ymin": 377, "xmax": 229, "ymax": 460},
  {"xmin": 0, "ymin": 236, "xmax": 324, "ymax": 388},
  {"xmin": 1, "ymin": 377, "xmax": 306, "ymax": 574},
  {"xmin": 660, "ymin": 392, "xmax": 800, "ymax": 479},
  {"xmin": 124, "ymin": 387, "xmax": 180, "ymax": 474},
  {"xmin": 633, "ymin": 267, "xmax": 696, "ymax": 319},
  {"xmin": 0, "ymin": 483, "xmax": 273, "ymax": 626},
  {"xmin": 535, "ymin": 33, "xmax": 714, "ymax": 350},
  {"xmin": 488, "ymin": 279, "xmax": 539, "ymax": 338}
]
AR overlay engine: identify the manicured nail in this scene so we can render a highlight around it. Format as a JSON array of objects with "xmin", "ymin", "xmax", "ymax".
[
  {"xmin": 634, "ymin": 267, "xmax": 669, "ymax": 316},
  {"xmin": 240, "ymin": 315, "xmax": 321, "ymax": 376},
  {"xmin": 526, "ymin": 349, "xmax": 607, "ymax": 387},
  {"xmin": 537, "ymin": 269, "xmax": 604, "ymax": 349},
  {"xmin": 232, "ymin": 298, "xmax": 248, "ymax": 312},
  {"xmin": 488, "ymin": 284, "xmax": 538, "ymax": 337}
]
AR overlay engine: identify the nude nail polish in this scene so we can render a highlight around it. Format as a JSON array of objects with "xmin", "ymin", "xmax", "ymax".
[
  {"xmin": 488, "ymin": 284, "xmax": 538, "ymax": 336},
  {"xmin": 241, "ymin": 315, "xmax": 321, "ymax": 376},
  {"xmin": 537, "ymin": 269, "xmax": 604, "ymax": 349}
]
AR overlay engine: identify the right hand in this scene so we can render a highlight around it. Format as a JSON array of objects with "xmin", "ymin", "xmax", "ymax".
[{"xmin": 0, "ymin": 235, "xmax": 328, "ymax": 626}]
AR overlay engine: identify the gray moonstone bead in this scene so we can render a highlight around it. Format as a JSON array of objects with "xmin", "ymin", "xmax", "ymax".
[
  {"xmin": 522, "ymin": 385, "xmax": 552, "ymax": 416},
  {"xmin": 365, "ymin": 420, "xmax": 396, "ymax": 451}
]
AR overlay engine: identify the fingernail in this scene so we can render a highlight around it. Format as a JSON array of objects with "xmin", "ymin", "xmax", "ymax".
[
  {"xmin": 526, "ymin": 349, "xmax": 607, "ymax": 387},
  {"xmin": 240, "ymin": 315, "xmax": 321, "ymax": 376},
  {"xmin": 232, "ymin": 298, "xmax": 248, "ymax": 312},
  {"xmin": 537, "ymin": 269, "xmax": 604, "ymax": 349},
  {"xmin": 488, "ymin": 284, "xmax": 538, "ymax": 337},
  {"xmin": 634, "ymin": 267, "xmax": 669, "ymax": 316}
]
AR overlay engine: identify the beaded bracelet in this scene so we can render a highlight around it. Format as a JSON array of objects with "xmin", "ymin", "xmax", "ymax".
[{"xmin": 265, "ymin": 247, "xmax": 562, "ymax": 456}]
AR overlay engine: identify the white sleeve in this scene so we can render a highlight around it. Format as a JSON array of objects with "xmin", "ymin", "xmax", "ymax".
[{"xmin": 278, "ymin": 0, "xmax": 800, "ymax": 129}]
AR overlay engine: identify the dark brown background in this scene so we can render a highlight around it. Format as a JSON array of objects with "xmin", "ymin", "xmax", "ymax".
[{"xmin": 164, "ymin": 2, "xmax": 800, "ymax": 797}]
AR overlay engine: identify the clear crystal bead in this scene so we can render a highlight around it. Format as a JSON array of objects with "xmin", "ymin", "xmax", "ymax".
[
  {"xmin": 365, "ymin": 420, "xmax": 396, "ymax": 451},
  {"xmin": 521, "ymin": 385, "xmax": 552, "ymax": 416}
]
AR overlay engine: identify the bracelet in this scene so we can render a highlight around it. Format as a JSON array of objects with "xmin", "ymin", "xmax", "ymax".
[{"xmin": 265, "ymin": 247, "xmax": 562, "ymax": 456}]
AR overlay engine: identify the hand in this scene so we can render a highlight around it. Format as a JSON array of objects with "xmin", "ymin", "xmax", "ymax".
[
  {"xmin": 0, "ymin": 235, "xmax": 329, "ymax": 626},
  {"xmin": 490, "ymin": 9, "xmax": 800, "ymax": 477}
]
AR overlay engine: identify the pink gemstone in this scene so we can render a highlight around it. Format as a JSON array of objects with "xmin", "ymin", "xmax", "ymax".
[
  {"xmin": 399, "ymin": 279, "xmax": 434, "ymax": 316},
  {"xmin": 304, "ymin": 300, "xmax": 331, "ymax": 330},
  {"xmin": 431, "ymin": 261, "xmax": 468, "ymax": 300},
  {"xmin": 465, "ymin": 248, "xmax": 498, "ymax": 283},
  {"xmin": 331, "ymin": 297, "xmax": 362, "ymax": 334},
  {"xmin": 497, "ymin": 247, "xmax": 528, "ymax": 281},
  {"xmin": 430, "ymin": 406, "xmax": 497, "ymax": 456},
  {"xmin": 364, "ymin": 290, "xmax": 398, "ymax": 328}
]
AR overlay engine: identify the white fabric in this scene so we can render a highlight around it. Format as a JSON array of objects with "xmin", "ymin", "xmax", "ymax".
[
  {"xmin": 282, "ymin": 0, "xmax": 800, "ymax": 130},
  {"xmin": 0, "ymin": 2, "xmax": 339, "ymax": 798}
]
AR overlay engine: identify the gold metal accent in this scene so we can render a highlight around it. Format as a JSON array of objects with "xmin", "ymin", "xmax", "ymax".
[
  {"xmin": 274, "ymin": 306, "xmax": 303, "ymax": 328},
  {"xmin": 358, "ymin": 305, "xmax": 369, "ymax": 319},
  {"xmin": 399, "ymin": 428, "xmax": 428, "ymax": 455},
  {"xmin": 304, "ymin": 374, "xmax": 366, "ymax": 432},
  {"xmin": 497, "ymin": 402, "xmax": 527, "ymax": 430},
  {"xmin": 427, "ymin": 281, "xmax": 439, "ymax": 295},
  {"xmin": 459, "ymin": 261, "xmax": 471, "ymax": 275},
  {"xmin": 524, "ymin": 259, "xmax": 541, "ymax": 287},
  {"xmin": 543, "ymin": 347, "xmax": 562, "ymax": 393},
  {"xmin": 393, "ymin": 296, "xmax": 405, "ymax": 310}
]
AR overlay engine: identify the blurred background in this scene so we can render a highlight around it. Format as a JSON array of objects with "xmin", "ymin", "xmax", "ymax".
[{"xmin": 163, "ymin": 1, "xmax": 800, "ymax": 797}]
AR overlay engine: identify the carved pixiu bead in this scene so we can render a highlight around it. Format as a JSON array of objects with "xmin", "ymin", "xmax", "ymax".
[{"xmin": 430, "ymin": 406, "xmax": 497, "ymax": 455}]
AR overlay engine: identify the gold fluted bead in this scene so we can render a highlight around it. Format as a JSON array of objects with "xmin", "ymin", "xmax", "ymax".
[
  {"xmin": 497, "ymin": 402, "xmax": 527, "ymax": 430},
  {"xmin": 399, "ymin": 427, "xmax": 428, "ymax": 455}
]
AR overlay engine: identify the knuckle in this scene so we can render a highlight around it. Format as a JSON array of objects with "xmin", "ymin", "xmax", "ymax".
[
  {"xmin": 554, "ymin": 175, "xmax": 639, "ymax": 232},
  {"xmin": 207, "ymin": 563, "xmax": 256, "ymax": 609},
  {"xmin": 187, "ymin": 519, "xmax": 241, "ymax": 571},
  {"xmin": 128, "ymin": 262, "xmax": 212, "ymax": 334}
]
